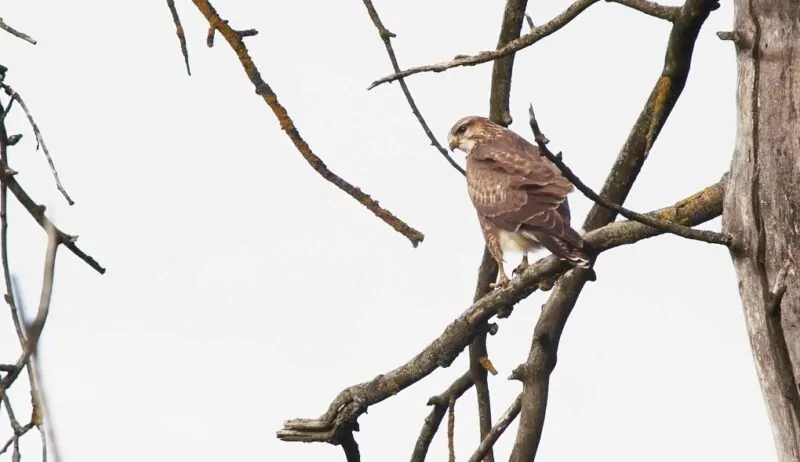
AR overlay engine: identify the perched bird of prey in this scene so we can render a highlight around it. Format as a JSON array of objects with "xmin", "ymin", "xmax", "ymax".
[{"xmin": 447, "ymin": 115, "xmax": 590, "ymax": 288}]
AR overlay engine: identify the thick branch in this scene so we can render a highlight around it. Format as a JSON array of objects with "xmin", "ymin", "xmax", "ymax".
[
  {"xmin": 508, "ymin": 0, "xmax": 719, "ymax": 459},
  {"xmin": 607, "ymin": 0, "xmax": 680, "ymax": 21},
  {"xmin": 276, "ymin": 178, "xmax": 725, "ymax": 445},
  {"xmin": 361, "ymin": 0, "xmax": 464, "ymax": 176},
  {"xmin": 368, "ymin": 0, "xmax": 599, "ymax": 90},
  {"xmin": 191, "ymin": 0, "xmax": 425, "ymax": 247}
]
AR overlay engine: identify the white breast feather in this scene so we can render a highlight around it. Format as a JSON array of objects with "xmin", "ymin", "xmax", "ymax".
[{"xmin": 499, "ymin": 230, "xmax": 536, "ymax": 254}]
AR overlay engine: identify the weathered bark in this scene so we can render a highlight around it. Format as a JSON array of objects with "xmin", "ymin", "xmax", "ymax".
[{"xmin": 723, "ymin": 0, "xmax": 800, "ymax": 459}]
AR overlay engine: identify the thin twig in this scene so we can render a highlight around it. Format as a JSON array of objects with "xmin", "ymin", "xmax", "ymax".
[
  {"xmin": 368, "ymin": 0, "xmax": 600, "ymax": 90},
  {"xmin": 361, "ymin": 0, "xmax": 464, "ymax": 176},
  {"xmin": 2, "ymin": 87, "xmax": 74, "ymax": 206},
  {"xmin": 447, "ymin": 398, "xmax": 456, "ymax": 462},
  {"xmin": 606, "ymin": 0, "xmax": 680, "ymax": 21},
  {"xmin": 410, "ymin": 372, "xmax": 473, "ymax": 462},
  {"xmin": 166, "ymin": 0, "xmax": 191, "ymax": 76},
  {"xmin": 0, "ymin": 18, "xmax": 36, "ymax": 45},
  {"xmin": 0, "ymin": 422, "xmax": 34, "ymax": 456},
  {"xmin": 0, "ymin": 224, "xmax": 59, "ymax": 395},
  {"xmin": 467, "ymin": 395, "xmax": 522, "ymax": 462},
  {"xmin": 191, "ymin": 0, "xmax": 424, "ymax": 247},
  {"xmin": 527, "ymin": 103, "xmax": 731, "ymax": 246}
]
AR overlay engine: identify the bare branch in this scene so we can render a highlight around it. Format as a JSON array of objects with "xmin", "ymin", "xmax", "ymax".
[
  {"xmin": 447, "ymin": 398, "xmax": 456, "ymax": 462},
  {"xmin": 361, "ymin": 0, "xmax": 464, "ymax": 176},
  {"xmin": 0, "ymin": 224, "xmax": 58, "ymax": 394},
  {"xmin": 277, "ymin": 178, "xmax": 726, "ymax": 446},
  {"xmin": 339, "ymin": 430, "xmax": 361, "ymax": 462},
  {"xmin": 0, "ymin": 18, "xmax": 36, "ymax": 45},
  {"xmin": 191, "ymin": 0, "xmax": 424, "ymax": 247},
  {"xmin": 527, "ymin": 103, "xmax": 731, "ymax": 246},
  {"xmin": 166, "ymin": 0, "xmax": 191, "ymax": 76},
  {"xmin": 606, "ymin": 0, "xmax": 680, "ymax": 21},
  {"xmin": 508, "ymin": 1, "xmax": 719, "ymax": 458},
  {"xmin": 1, "ymin": 86, "xmax": 74, "ymax": 206},
  {"xmin": 0, "ymin": 422, "xmax": 34, "ymax": 456},
  {"xmin": 467, "ymin": 395, "xmax": 521, "ymax": 462},
  {"xmin": 0, "ymin": 100, "xmax": 103, "ymax": 274},
  {"xmin": 368, "ymin": 0, "xmax": 599, "ymax": 90}
]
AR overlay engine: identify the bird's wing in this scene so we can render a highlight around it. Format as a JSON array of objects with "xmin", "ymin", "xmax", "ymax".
[{"xmin": 467, "ymin": 134, "xmax": 581, "ymax": 248}]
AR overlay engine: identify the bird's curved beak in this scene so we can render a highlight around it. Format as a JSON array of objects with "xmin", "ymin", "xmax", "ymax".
[{"xmin": 447, "ymin": 135, "xmax": 457, "ymax": 152}]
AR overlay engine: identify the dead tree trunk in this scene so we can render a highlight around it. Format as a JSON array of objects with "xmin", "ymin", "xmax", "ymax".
[{"xmin": 723, "ymin": 0, "xmax": 800, "ymax": 459}]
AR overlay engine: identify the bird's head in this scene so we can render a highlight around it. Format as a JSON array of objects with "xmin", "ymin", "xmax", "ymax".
[{"xmin": 447, "ymin": 115, "xmax": 490, "ymax": 154}]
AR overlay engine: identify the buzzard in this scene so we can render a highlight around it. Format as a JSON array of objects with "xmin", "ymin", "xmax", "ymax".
[{"xmin": 447, "ymin": 115, "xmax": 590, "ymax": 288}]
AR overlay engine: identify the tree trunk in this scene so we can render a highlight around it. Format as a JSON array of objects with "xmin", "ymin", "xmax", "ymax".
[{"xmin": 723, "ymin": 0, "xmax": 800, "ymax": 459}]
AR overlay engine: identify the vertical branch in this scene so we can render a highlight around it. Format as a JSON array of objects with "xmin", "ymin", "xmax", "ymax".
[{"xmin": 469, "ymin": 3, "xmax": 530, "ymax": 461}]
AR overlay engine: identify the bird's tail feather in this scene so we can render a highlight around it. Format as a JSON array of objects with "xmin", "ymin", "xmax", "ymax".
[{"xmin": 521, "ymin": 229, "xmax": 591, "ymax": 268}]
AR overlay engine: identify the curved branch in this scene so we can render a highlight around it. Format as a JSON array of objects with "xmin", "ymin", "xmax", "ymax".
[
  {"xmin": 276, "ymin": 177, "xmax": 726, "ymax": 446},
  {"xmin": 191, "ymin": 0, "xmax": 425, "ymax": 247}
]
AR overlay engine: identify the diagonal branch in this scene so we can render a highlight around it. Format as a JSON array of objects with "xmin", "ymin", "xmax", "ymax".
[
  {"xmin": 0, "ymin": 102, "xmax": 104, "ymax": 275},
  {"xmin": 166, "ymin": 0, "xmax": 191, "ymax": 76},
  {"xmin": 527, "ymin": 103, "xmax": 731, "ymax": 246},
  {"xmin": 276, "ymin": 177, "xmax": 726, "ymax": 446},
  {"xmin": 508, "ymin": 0, "xmax": 719, "ymax": 459},
  {"xmin": 0, "ymin": 223, "xmax": 58, "ymax": 396},
  {"xmin": 360, "ymin": 0, "xmax": 464, "ymax": 176},
  {"xmin": 0, "ymin": 18, "xmax": 36, "ymax": 45},
  {"xmin": 190, "ymin": 0, "xmax": 424, "ymax": 247},
  {"xmin": 607, "ymin": 0, "xmax": 680, "ymax": 21},
  {"xmin": 368, "ymin": 0, "xmax": 599, "ymax": 90},
  {"xmin": 2, "ymin": 86, "xmax": 74, "ymax": 206},
  {"xmin": 467, "ymin": 395, "xmax": 522, "ymax": 462}
]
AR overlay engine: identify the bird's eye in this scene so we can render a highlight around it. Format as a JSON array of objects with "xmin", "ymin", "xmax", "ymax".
[{"xmin": 455, "ymin": 124, "xmax": 467, "ymax": 135}]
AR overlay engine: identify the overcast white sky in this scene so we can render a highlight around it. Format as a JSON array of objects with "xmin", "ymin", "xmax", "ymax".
[{"xmin": 0, "ymin": 0, "xmax": 778, "ymax": 461}]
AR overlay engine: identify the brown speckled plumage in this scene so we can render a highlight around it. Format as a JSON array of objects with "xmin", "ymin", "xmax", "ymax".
[{"xmin": 447, "ymin": 116, "xmax": 589, "ymax": 287}]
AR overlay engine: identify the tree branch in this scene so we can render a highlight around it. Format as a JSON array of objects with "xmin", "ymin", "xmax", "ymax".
[
  {"xmin": 527, "ymin": 103, "xmax": 731, "ymax": 246},
  {"xmin": 0, "ymin": 98, "xmax": 104, "ymax": 274},
  {"xmin": 276, "ymin": 177, "xmax": 726, "ymax": 447},
  {"xmin": 2, "ymin": 86, "xmax": 74, "ymax": 206},
  {"xmin": 606, "ymin": 0, "xmax": 680, "ymax": 21},
  {"xmin": 368, "ymin": 0, "xmax": 599, "ymax": 90},
  {"xmin": 190, "ymin": 0, "xmax": 425, "ymax": 247},
  {"xmin": 410, "ymin": 372, "xmax": 473, "ymax": 462},
  {"xmin": 508, "ymin": 0, "xmax": 719, "ymax": 459},
  {"xmin": 467, "ymin": 395, "xmax": 522, "ymax": 462},
  {"xmin": 360, "ymin": 0, "xmax": 465, "ymax": 176},
  {"xmin": 0, "ymin": 18, "xmax": 36, "ymax": 45},
  {"xmin": 166, "ymin": 0, "xmax": 191, "ymax": 76}
]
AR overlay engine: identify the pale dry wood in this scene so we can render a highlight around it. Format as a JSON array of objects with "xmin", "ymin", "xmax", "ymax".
[{"xmin": 723, "ymin": 0, "xmax": 800, "ymax": 458}]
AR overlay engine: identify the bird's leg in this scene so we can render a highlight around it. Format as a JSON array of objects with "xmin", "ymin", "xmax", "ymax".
[
  {"xmin": 513, "ymin": 254, "xmax": 529, "ymax": 277},
  {"xmin": 489, "ymin": 261, "xmax": 510, "ymax": 290}
]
